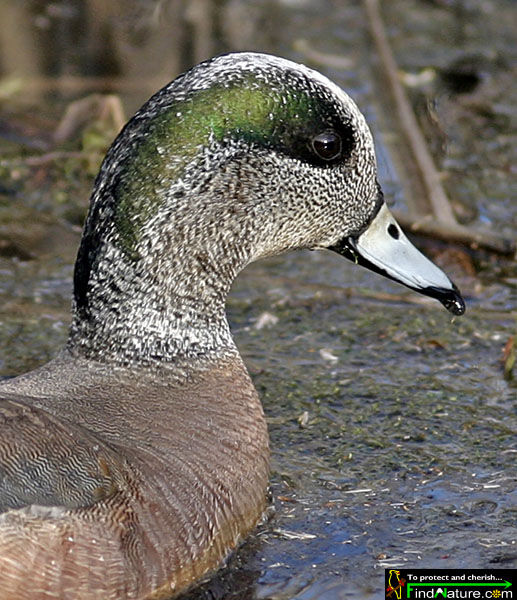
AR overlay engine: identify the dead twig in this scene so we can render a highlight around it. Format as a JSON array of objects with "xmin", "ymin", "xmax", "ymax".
[
  {"xmin": 293, "ymin": 39, "xmax": 354, "ymax": 70},
  {"xmin": 256, "ymin": 275, "xmax": 461, "ymax": 310},
  {"xmin": 393, "ymin": 211, "xmax": 517, "ymax": 256},
  {"xmin": 0, "ymin": 152, "xmax": 87, "ymax": 167},
  {"xmin": 53, "ymin": 95, "xmax": 126, "ymax": 145},
  {"xmin": 362, "ymin": 0, "xmax": 515, "ymax": 257},
  {"xmin": 3, "ymin": 75, "xmax": 169, "ymax": 96},
  {"xmin": 362, "ymin": 0, "xmax": 458, "ymax": 226}
]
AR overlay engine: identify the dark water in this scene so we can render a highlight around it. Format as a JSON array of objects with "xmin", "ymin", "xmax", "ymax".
[{"xmin": 0, "ymin": 1, "xmax": 516, "ymax": 598}]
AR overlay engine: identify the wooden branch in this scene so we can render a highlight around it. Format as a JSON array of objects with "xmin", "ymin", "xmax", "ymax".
[
  {"xmin": 0, "ymin": 152, "xmax": 87, "ymax": 167},
  {"xmin": 362, "ymin": 0, "xmax": 515, "ymax": 257},
  {"xmin": 293, "ymin": 39, "xmax": 354, "ymax": 70},
  {"xmin": 4, "ymin": 75, "xmax": 170, "ymax": 96},
  {"xmin": 393, "ymin": 211, "xmax": 516, "ymax": 256},
  {"xmin": 257, "ymin": 274, "xmax": 448, "ymax": 310},
  {"xmin": 53, "ymin": 95, "xmax": 126, "ymax": 145},
  {"xmin": 362, "ymin": 0, "xmax": 458, "ymax": 226}
]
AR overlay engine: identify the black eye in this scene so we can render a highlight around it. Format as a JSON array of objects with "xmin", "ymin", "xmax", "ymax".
[{"xmin": 311, "ymin": 131, "xmax": 342, "ymax": 161}]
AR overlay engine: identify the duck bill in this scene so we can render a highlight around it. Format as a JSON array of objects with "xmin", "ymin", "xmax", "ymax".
[{"xmin": 330, "ymin": 204, "xmax": 465, "ymax": 316}]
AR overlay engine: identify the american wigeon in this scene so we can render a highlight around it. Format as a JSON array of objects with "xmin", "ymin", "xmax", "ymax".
[{"xmin": 0, "ymin": 53, "xmax": 464, "ymax": 599}]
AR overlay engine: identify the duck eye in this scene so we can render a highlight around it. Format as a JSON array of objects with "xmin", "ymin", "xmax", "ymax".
[{"xmin": 311, "ymin": 131, "xmax": 342, "ymax": 161}]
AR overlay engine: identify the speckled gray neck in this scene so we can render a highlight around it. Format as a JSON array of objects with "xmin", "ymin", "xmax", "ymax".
[{"xmin": 68, "ymin": 53, "xmax": 380, "ymax": 366}]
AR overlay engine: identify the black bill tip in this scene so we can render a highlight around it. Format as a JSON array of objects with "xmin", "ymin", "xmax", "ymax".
[
  {"xmin": 425, "ymin": 285, "xmax": 466, "ymax": 316},
  {"xmin": 329, "ymin": 237, "xmax": 466, "ymax": 316}
]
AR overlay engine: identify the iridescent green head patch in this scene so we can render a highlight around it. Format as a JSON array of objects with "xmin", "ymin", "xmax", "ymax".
[{"xmin": 105, "ymin": 60, "xmax": 358, "ymax": 258}]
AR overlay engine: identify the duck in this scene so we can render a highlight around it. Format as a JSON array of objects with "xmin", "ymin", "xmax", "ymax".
[{"xmin": 0, "ymin": 52, "xmax": 465, "ymax": 599}]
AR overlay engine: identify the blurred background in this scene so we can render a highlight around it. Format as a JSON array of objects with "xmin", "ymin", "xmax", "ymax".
[{"xmin": 0, "ymin": 1, "xmax": 516, "ymax": 598}]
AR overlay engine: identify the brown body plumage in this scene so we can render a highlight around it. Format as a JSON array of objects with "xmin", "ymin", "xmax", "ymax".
[{"xmin": 0, "ymin": 355, "xmax": 268, "ymax": 598}]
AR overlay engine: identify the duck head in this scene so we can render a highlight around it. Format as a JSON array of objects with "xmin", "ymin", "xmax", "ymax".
[{"xmin": 71, "ymin": 52, "xmax": 464, "ymax": 362}]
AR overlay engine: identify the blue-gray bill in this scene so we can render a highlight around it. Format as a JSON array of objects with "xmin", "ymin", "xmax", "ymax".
[{"xmin": 330, "ymin": 204, "xmax": 466, "ymax": 316}]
